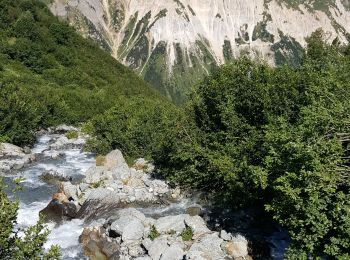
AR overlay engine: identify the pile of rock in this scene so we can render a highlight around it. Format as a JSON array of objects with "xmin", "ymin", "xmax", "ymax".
[
  {"xmin": 80, "ymin": 208, "xmax": 251, "ymax": 260},
  {"xmin": 40, "ymin": 170, "xmax": 71, "ymax": 186},
  {"xmin": 48, "ymin": 125, "xmax": 86, "ymax": 150},
  {"xmin": 0, "ymin": 143, "xmax": 35, "ymax": 174},
  {"xmin": 41, "ymin": 149, "xmax": 181, "ymax": 221}
]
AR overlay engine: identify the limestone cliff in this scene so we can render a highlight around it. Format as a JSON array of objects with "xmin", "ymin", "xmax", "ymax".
[{"xmin": 50, "ymin": 0, "xmax": 350, "ymax": 102}]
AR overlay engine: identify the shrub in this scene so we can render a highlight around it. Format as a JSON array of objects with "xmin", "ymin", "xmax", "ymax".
[
  {"xmin": 65, "ymin": 131, "xmax": 78, "ymax": 139},
  {"xmin": 148, "ymin": 225, "xmax": 160, "ymax": 241},
  {"xmin": 0, "ymin": 178, "xmax": 61, "ymax": 259},
  {"xmin": 181, "ymin": 226, "xmax": 193, "ymax": 241}
]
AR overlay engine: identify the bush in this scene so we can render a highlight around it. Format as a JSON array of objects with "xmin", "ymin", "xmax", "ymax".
[
  {"xmin": 65, "ymin": 131, "xmax": 78, "ymax": 139},
  {"xmin": 0, "ymin": 178, "xmax": 61, "ymax": 259},
  {"xmin": 181, "ymin": 226, "xmax": 193, "ymax": 241},
  {"xmin": 148, "ymin": 225, "xmax": 160, "ymax": 241},
  {"xmin": 84, "ymin": 97, "xmax": 178, "ymax": 160}
]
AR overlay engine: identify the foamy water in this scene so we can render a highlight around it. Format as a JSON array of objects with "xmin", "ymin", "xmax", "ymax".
[{"xmin": 8, "ymin": 133, "xmax": 95, "ymax": 259}]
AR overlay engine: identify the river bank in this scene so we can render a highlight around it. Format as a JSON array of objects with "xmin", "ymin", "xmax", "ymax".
[{"xmin": 1, "ymin": 126, "xmax": 288, "ymax": 259}]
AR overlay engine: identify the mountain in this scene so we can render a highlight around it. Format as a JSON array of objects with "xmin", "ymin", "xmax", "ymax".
[{"xmin": 49, "ymin": 0, "xmax": 350, "ymax": 103}]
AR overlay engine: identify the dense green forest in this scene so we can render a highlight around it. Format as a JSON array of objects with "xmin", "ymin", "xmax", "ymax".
[
  {"xmin": 0, "ymin": 0, "xmax": 349, "ymax": 258},
  {"xmin": 0, "ymin": 0, "xmax": 169, "ymax": 146}
]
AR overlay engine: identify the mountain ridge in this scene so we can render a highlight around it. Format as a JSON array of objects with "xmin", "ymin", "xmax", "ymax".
[{"xmin": 50, "ymin": 0, "xmax": 350, "ymax": 102}]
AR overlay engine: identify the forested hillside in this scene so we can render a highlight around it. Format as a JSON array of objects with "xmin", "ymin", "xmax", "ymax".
[
  {"xmin": 0, "ymin": 0, "xmax": 170, "ymax": 146},
  {"xmin": 86, "ymin": 30, "xmax": 350, "ymax": 258}
]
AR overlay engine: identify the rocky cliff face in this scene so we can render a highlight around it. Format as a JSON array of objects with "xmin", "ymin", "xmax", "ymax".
[{"xmin": 50, "ymin": 0, "xmax": 350, "ymax": 102}]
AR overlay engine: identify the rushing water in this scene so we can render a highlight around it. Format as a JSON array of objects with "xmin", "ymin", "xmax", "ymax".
[
  {"xmin": 4, "ymin": 132, "xmax": 288, "ymax": 259},
  {"xmin": 4, "ymin": 133, "xmax": 94, "ymax": 259}
]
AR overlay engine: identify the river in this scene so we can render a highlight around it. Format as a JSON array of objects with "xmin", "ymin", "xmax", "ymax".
[{"xmin": 3, "ymin": 131, "xmax": 288, "ymax": 259}]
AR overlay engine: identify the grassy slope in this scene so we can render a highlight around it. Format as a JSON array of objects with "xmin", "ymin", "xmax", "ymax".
[{"xmin": 0, "ymin": 0, "xmax": 169, "ymax": 145}]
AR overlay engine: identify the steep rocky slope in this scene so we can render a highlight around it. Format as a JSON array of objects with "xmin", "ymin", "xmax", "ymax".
[{"xmin": 50, "ymin": 0, "xmax": 350, "ymax": 102}]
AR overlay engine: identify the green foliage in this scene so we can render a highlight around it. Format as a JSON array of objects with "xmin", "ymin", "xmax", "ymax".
[
  {"xmin": 84, "ymin": 96, "xmax": 178, "ymax": 160},
  {"xmin": 91, "ymin": 180, "xmax": 104, "ymax": 189},
  {"xmin": 0, "ymin": 0, "xmax": 164, "ymax": 146},
  {"xmin": 65, "ymin": 131, "xmax": 78, "ymax": 139},
  {"xmin": 181, "ymin": 226, "xmax": 193, "ymax": 241},
  {"xmin": 151, "ymin": 30, "xmax": 350, "ymax": 257},
  {"xmin": 0, "ymin": 178, "xmax": 61, "ymax": 259},
  {"xmin": 148, "ymin": 225, "xmax": 160, "ymax": 241}
]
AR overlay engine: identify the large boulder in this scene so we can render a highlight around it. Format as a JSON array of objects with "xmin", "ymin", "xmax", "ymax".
[
  {"xmin": 154, "ymin": 215, "xmax": 187, "ymax": 234},
  {"xmin": 184, "ymin": 215, "xmax": 211, "ymax": 237},
  {"xmin": 79, "ymin": 226, "xmax": 120, "ymax": 260},
  {"xmin": 59, "ymin": 181, "xmax": 79, "ymax": 201},
  {"xmin": 77, "ymin": 188, "xmax": 121, "ymax": 220},
  {"xmin": 109, "ymin": 208, "xmax": 147, "ymax": 237},
  {"xmin": 104, "ymin": 149, "xmax": 129, "ymax": 173},
  {"xmin": 186, "ymin": 233, "xmax": 226, "ymax": 260},
  {"xmin": 40, "ymin": 170, "xmax": 70, "ymax": 185},
  {"xmin": 84, "ymin": 166, "xmax": 113, "ymax": 184},
  {"xmin": 0, "ymin": 143, "xmax": 25, "ymax": 157},
  {"xmin": 0, "ymin": 143, "xmax": 35, "ymax": 173},
  {"xmin": 49, "ymin": 134, "xmax": 85, "ymax": 150},
  {"xmin": 50, "ymin": 136, "xmax": 70, "ymax": 149},
  {"xmin": 40, "ymin": 193, "xmax": 78, "ymax": 222},
  {"xmin": 122, "ymin": 219, "xmax": 144, "ymax": 241},
  {"xmin": 221, "ymin": 234, "xmax": 249, "ymax": 259},
  {"xmin": 148, "ymin": 237, "xmax": 169, "ymax": 260},
  {"xmin": 160, "ymin": 243, "xmax": 184, "ymax": 260}
]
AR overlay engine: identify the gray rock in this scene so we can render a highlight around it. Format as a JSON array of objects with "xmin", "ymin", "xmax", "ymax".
[
  {"xmin": 155, "ymin": 215, "xmax": 186, "ymax": 234},
  {"xmin": 79, "ymin": 182, "xmax": 90, "ymax": 192},
  {"xmin": 123, "ymin": 240, "xmax": 145, "ymax": 257},
  {"xmin": 0, "ymin": 143, "xmax": 35, "ymax": 173},
  {"xmin": 40, "ymin": 170, "xmax": 70, "ymax": 185},
  {"xmin": 150, "ymin": 180, "xmax": 169, "ymax": 195},
  {"xmin": 0, "ymin": 143, "xmax": 25, "ymax": 157},
  {"xmin": 85, "ymin": 165, "xmax": 113, "ymax": 184},
  {"xmin": 148, "ymin": 237, "xmax": 169, "ymax": 260},
  {"xmin": 222, "ymin": 234, "xmax": 248, "ymax": 258},
  {"xmin": 220, "ymin": 230, "xmax": 232, "ymax": 241},
  {"xmin": 77, "ymin": 188, "xmax": 121, "ymax": 220},
  {"xmin": 110, "ymin": 209, "xmax": 147, "ymax": 238},
  {"xmin": 141, "ymin": 238, "xmax": 153, "ymax": 251},
  {"xmin": 55, "ymin": 124, "xmax": 78, "ymax": 133},
  {"xmin": 60, "ymin": 181, "xmax": 79, "ymax": 201},
  {"xmin": 133, "ymin": 158, "xmax": 155, "ymax": 173},
  {"xmin": 79, "ymin": 226, "xmax": 120, "ymax": 259},
  {"xmin": 122, "ymin": 219, "xmax": 144, "ymax": 241},
  {"xmin": 117, "ymin": 208, "xmax": 147, "ymax": 222},
  {"xmin": 40, "ymin": 197, "xmax": 78, "ymax": 223},
  {"xmin": 160, "ymin": 243, "xmax": 184, "ymax": 260},
  {"xmin": 105, "ymin": 149, "xmax": 129, "ymax": 172},
  {"xmin": 50, "ymin": 136, "xmax": 69, "ymax": 149},
  {"xmin": 186, "ymin": 233, "xmax": 225, "ymax": 260},
  {"xmin": 111, "ymin": 215, "xmax": 134, "ymax": 236},
  {"xmin": 128, "ymin": 177, "xmax": 145, "ymax": 188},
  {"xmin": 184, "ymin": 215, "xmax": 211, "ymax": 236}
]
